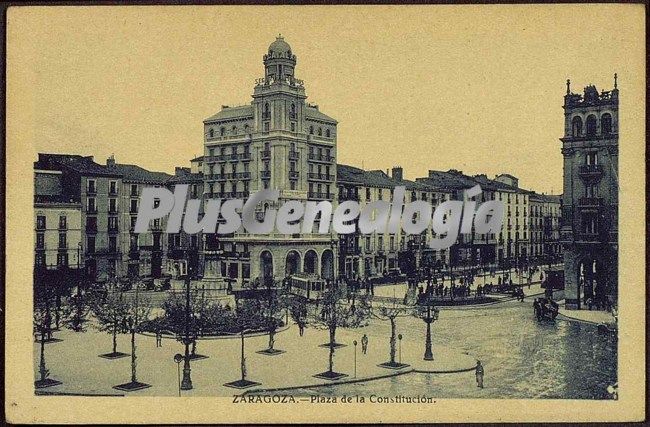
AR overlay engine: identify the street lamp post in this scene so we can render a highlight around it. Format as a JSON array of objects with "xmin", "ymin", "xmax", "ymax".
[
  {"xmin": 353, "ymin": 340, "xmax": 358, "ymax": 378},
  {"xmin": 173, "ymin": 353, "xmax": 183, "ymax": 396},
  {"xmin": 417, "ymin": 293, "xmax": 439, "ymax": 361},
  {"xmin": 180, "ymin": 269, "xmax": 193, "ymax": 390}
]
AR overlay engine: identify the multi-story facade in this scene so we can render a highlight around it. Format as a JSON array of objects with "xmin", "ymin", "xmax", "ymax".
[
  {"xmin": 201, "ymin": 36, "xmax": 337, "ymax": 287},
  {"xmin": 34, "ymin": 170, "xmax": 83, "ymax": 270},
  {"xmin": 34, "ymin": 154, "xmax": 172, "ymax": 283},
  {"xmin": 34, "ymin": 154, "xmax": 124, "ymax": 281},
  {"xmin": 560, "ymin": 78, "xmax": 618, "ymax": 309},
  {"xmin": 105, "ymin": 156, "xmax": 172, "ymax": 279},
  {"xmin": 337, "ymin": 164, "xmax": 453, "ymax": 279},
  {"xmin": 165, "ymin": 160, "xmax": 204, "ymax": 279},
  {"xmin": 529, "ymin": 192, "xmax": 562, "ymax": 264}
]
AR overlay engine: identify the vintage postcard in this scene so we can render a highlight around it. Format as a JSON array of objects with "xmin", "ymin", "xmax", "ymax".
[{"xmin": 5, "ymin": 4, "xmax": 646, "ymax": 424}]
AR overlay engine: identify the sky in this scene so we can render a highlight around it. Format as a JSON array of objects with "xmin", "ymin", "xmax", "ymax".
[{"xmin": 8, "ymin": 5, "xmax": 645, "ymax": 194}]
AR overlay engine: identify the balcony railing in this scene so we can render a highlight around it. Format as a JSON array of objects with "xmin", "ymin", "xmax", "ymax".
[
  {"xmin": 578, "ymin": 197, "xmax": 604, "ymax": 207},
  {"xmin": 108, "ymin": 208, "xmax": 118, "ymax": 214},
  {"xmin": 109, "ymin": 189, "xmax": 118, "ymax": 196},
  {"xmin": 308, "ymin": 172, "xmax": 334, "ymax": 181},
  {"xmin": 308, "ymin": 153, "xmax": 335, "ymax": 163},
  {"xmin": 86, "ymin": 207, "xmax": 97, "ymax": 214},
  {"xmin": 108, "ymin": 226, "xmax": 119, "ymax": 234},
  {"xmin": 339, "ymin": 192, "xmax": 360, "ymax": 201},
  {"xmin": 87, "ymin": 187, "xmax": 97, "ymax": 195},
  {"xmin": 579, "ymin": 164, "xmax": 604, "ymax": 175},
  {"xmin": 234, "ymin": 172, "xmax": 251, "ymax": 180},
  {"xmin": 58, "ymin": 223, "xmax": 67, "ymax": 230},
  {"xmin": 261, "ymin": 112, "xmax": 271, "ymax": 120},
  {"xmin": 308, "ymin": 192, "xmax": 331, "ymax": 200},
  {"xmin": 240, "ymin": 152, "xmax": 251, "ymax": 161},
  {"xmin": 288, "ymin": 151, "xmax": 299, "ymax": 160},
  {"xmin": 261, "ymin": 150, "xmax": 271, "ymax": 159},
  {"xmin": 129, "ymin": 206, "xmax": 138, "ymax": 214},
  {"xmin": 261, "ymin": 170, "xmax": 271, "ymax": 179},
  {"xmin": 289, "ymin": 171, "xmax": 299, "ymax": 180}
]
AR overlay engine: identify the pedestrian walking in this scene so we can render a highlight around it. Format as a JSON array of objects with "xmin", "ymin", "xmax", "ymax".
[
  {"xmin": 361, "ymin": 334, "xmax": 369, "ymax": 355},
  {"xmin": 155, "ymin": 329, "xmax": 162, "ymax": 347},
  {"xmin": 475, "ymin": 360, "xmax": 484, "ymax": 388}
]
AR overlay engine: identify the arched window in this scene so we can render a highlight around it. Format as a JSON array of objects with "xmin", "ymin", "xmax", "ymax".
[
  {"xmin": 325, "ymin": 129, "xmax": 331, "ymax": 138},
  {"xmin": 264, "ymin": 103, "xmax": 270, "ymax": 119},
  {"xmin": 290, "ymin": 103, "xmax": 296, "ymax": 117},
  {"xmin": 244, "ymin": 124, "xmax": 249, "ymax": 133},
  {"xmin": 318, "ymin": 128, "xmax": 322, "ymax": 136},
  {"xmin": 571, "ymin": 116, "xmax": 583, "ymax": 137},
  {"xmin": 209, "ymin": 128, "xmax": 214, "ymax": 138},
  {"xmin": 220, "ymin": 127, "xmax": 225, "ymax": 136},
  {"xmin": 601, "ymin": 113, "xmax": 612, "ymax": 134},
  {"xmin": 232, "ymin": 125, "xmax": 237, "ymax": 134},
  {"xmin": 309, "ymin": 125, "xmax": 314, "ymax": 135},
  {"xmin": 585, "ymin": 115, "xmax": 597, "ymax": 136}
]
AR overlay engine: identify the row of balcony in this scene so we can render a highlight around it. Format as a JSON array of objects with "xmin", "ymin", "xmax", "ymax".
[
  {"xmin": 205, "ymin": 153, "xmax": 252, "ymax": 163},
  {"xmin": 86, "ymin": 188, "xmax": 120, "ymax": 196},
  {"xmin": 205, "ymin": 191, "xmax": 251, "ymax": 199},
  {"xmin": 206, "ymin": 172, "xmax": 252, "ymax": 181},
  {"xmin": 308, "ymin": 153, "xmax": 335, "ymax": 163},
  {"xmin": 308, "ymin": 192, "xmax": 332, "ymax": 200},
  {"xmin": 308, "ymin": 172, "xmax": 335, "ymax": 182}
]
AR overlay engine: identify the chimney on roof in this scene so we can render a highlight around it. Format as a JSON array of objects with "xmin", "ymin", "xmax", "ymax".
[
  {"xmin": 106, "ymin": 155, "xmax": 115, "ymax": 167},
  {"xmin": 448, "ymin": 169, "xmax": 462, "ymax": 175},
  {"xmin": 391, "ymin": 166, "xmax": 403, "ymax": 181}
]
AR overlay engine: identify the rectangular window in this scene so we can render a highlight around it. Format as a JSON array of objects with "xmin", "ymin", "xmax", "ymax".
[
  {"xmin": 131, "ymin": 184, "xmax": 138, "ymax": 196},
  {"xmin": 130, "ymin": 216, "xmax": 137, "ymax": 229},
  {"xmin": 59, "ymin": 215, "xmax": 67, "ymax": 229},
  {"xmin": 35, "ymin": 253, "xmax": 45, "ymax": 267},
  {"xmin": 36, "ymin": 215, "xmax": 46, "ymax": 229},
  {"xmin": 109, "ymin": 236, "xmax": 117, "ymax": 252},
  {"xmin": 36, "ymin": 233, "xmax": 45, "ymax": 249},
  {"xmin": 586, "ymin": 152, "xmax": 598, "ymax": 165},
  {"xmin": 87, "ymin": 197, "xmax": 96, "ymax": 212},
  {"xmin": 57, "ymin": 253, "xmax": 68, "ymax": 267},
  {"xmin": 366, "ymin": 188, "xmax": 371, "ymax": 201},
  {"xmin": 109, "ymin": 181, "xmax": 117, "ymax": 194},
  {"xmin": 87, "ymin": 179, "xmax": 96, "ymax": 193},
  {"xmin": 58, "ymin": 233, "xmax": 66, "ymax": 248},
  {"xmin": 109, "ymin": 216, "xmax": 118, "ymax": 231},
  {"xmin": 130, "ymin": 199, "xmax": 138, "ymax": 213},
  {"xmin": 87, "ymin": 236, "xmax": 95, "ymax": 253},
  {"xmin": 109, "ymin": 198, "xmax": 117, "ymax": 213}
]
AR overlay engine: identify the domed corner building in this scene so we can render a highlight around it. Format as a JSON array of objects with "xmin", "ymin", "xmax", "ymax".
[{"xmin": 199, "ymin": 35, "xmax": 338, "ymax": 292}]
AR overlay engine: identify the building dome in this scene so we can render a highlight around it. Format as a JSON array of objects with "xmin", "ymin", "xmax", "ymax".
[{"xmin": 268, "ymin": 35, "xmax": 292, "ymax": 57}]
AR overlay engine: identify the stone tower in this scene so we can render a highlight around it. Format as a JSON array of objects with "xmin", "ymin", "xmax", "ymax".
[{"xmin": 560, "ymin": 76, "xmax": 619, "ymax": 309}]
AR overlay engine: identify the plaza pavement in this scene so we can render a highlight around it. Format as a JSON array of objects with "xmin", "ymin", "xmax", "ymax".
[{"xmin": 34, "ymin": 319, "xmax": 476, "ymax": 396}]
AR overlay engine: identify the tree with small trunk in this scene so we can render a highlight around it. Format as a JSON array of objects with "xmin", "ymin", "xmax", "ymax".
[
  {"xmin": 34, "ymin": 276, "xmax": 64, "ymax": 388},
  {"xmin": 222, "ymin": 295, "xmax": 264, "ymax": 389},
  {"xmin": 64, "ymin": 276, "xmax": 91, "ymax": 332},
  {"xmin": 308, "ymin": 285, "xmax": 371, "ymax": 379},
  {"xmin": 258, "ymin": 279, "xmax": 286, "ymax": 354},
  {"xmin": 371, "ymin": 299, "xmax": 416, "ymax": 368},
  {"xmin": 91, "ymin": 281, "xmax": 130, "ymax": 359},
  {"xmin": 112, "ymin": 284, "xmax": 152, "ymax": 391},
  {"xmin": 287, "ymin": 294, "xmax": 308, "ymax": 336}
]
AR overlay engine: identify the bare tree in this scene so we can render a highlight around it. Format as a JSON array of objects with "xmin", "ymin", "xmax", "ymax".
[
  {"xmin": 308, "ymin": 285, "xmax": 370, "ymax": 379},
  {"xmin": 112, "ymin": 284, "xmax": 152, "ymax": 391},
  {"xmin": 371, "ymin": 299, "xmax": 415, "ymax": 368},
  {"xmin": 91, "ymin": 281, "xmax": 130, "ymax": 359}
]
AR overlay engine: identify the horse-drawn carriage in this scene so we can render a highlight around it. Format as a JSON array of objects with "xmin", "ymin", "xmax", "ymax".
[{"xmin": 533, "ymin": 297, "xmax": 559, "ymax": 321}]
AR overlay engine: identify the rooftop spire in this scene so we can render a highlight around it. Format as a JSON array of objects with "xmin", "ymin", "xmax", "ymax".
[
  {"xmin": 566, "ymin": 79, "xmax": 571, "ymax": 95},
  {"xmin": 614, "ymin": 73, "xmax": 618, "ymax": 89}
]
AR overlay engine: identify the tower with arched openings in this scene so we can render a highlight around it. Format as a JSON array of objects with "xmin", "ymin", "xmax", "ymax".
[{"xmin": 560, "ymin": 76, "xmax": 618, "ymax": 309}]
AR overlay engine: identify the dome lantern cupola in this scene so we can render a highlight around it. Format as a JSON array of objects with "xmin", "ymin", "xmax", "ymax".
[{"xmin": 263, "ymin": 34, "xmax": 297, "ymax": 82}]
